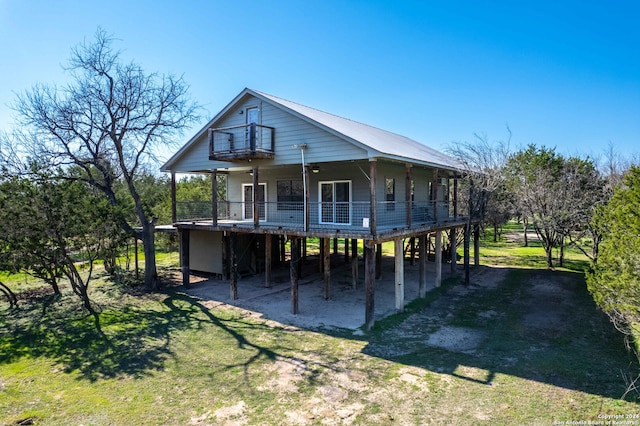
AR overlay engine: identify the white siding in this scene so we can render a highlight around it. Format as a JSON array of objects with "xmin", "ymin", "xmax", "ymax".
[
  {"xmin": 190, "ymin": 230, "xmax": 223, "ymax": 274},
  {"xmin": 168, "ymin": 94, "xmax": 368, "ymax": 173}
]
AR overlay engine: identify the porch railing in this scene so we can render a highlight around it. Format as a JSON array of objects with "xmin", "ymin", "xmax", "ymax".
[
  {"xmin": 208, "ymin": 123, "xmax": 275, "ymax": 161},
  {"xmin": 176, "ymin": 200, "xmax": 457, "ymax": 231}
]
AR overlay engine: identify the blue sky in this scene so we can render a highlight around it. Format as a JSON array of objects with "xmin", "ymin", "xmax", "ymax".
[{"xmin": 1, "ymin": 0, "xmax": 639, "ymax": 163}]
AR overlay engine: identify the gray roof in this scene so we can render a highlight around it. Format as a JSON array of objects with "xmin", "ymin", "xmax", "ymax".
[
  {"xmin": 161, "ymin": 88, "xmax": 463, "ymax": 172},
  {"xmin": 253, "ymin": 90, "xmax": 463, "ymax": 170}
]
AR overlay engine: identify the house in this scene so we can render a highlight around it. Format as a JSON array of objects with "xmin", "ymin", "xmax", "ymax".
[{"xmin": 160, "ymin": 88, "xmax": 475, "ymax": 330}]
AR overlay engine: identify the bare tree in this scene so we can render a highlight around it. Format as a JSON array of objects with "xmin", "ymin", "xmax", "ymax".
[
  {"xmin": 505, "ymin": 145, "xmax": 566, "ymax": 268},
  {"xmin": 447, "ymin": 131, "xmax": 511, "ymax": 283},
  {"xmin": 9, "ymin": 28, "xmax": 200, "ymax": 290},
  {"xmin": 556, "ymin": 156, "xmax": 605, "ymax": 265}
]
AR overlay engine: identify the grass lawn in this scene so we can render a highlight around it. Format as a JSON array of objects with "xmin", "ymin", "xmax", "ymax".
[{"xmin": 0, "ymin": 233, "xmax": 638, "ymax": 425}]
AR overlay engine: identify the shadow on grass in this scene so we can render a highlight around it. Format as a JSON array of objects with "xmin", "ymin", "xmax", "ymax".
[
  {"xmin": 361, "ymin": 266, "xmax": 639, "ymax": 401},
  {"xmin": 0, "ymin": 287, "xmax": 308, "ymax": 383}
]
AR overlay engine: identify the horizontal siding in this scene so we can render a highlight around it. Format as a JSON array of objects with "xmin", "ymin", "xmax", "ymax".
[
  {"xmin": 224, "ymin": 160, "xmax": 451, "ymax": 204},
  {"xmin": 169, "ymin": 94, "xmax": 368, "ymax": 172},
  {"xmin": 262, "ymin": 100, "xmax": 368, "ymax": 165}
]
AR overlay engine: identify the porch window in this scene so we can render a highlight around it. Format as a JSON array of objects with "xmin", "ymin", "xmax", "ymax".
[
  {"xmin": 319, "ymin": 180, "xmax": 351, "ymax": 225},
  {"xmin": 277, "ymin": 179, "xmax": 304, "ymax": 210},
  {"xmin": 386, "ymin": 178, "xmax": 395, "ymax": 211},
  {"xmin": 242, "ymin": 183, "xmax": 266, "ymax": 220}
]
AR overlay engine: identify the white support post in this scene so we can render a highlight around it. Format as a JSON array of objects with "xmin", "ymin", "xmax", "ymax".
[
  {"xmin": 394, "ymin": 238, "xmax": 404, "ymax": 311},
  {"xmin": 435, "ymin": 230, "xmax": 442, "ymax": 287}
]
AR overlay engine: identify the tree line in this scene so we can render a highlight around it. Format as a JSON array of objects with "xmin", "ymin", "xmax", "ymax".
[
  {"xmin": 0, "ymin": 164, "xmax": 219, "ymax": 310},
  {"xmin": 451, "ymin": 135, "xmax": 640, "ymax": 370}
]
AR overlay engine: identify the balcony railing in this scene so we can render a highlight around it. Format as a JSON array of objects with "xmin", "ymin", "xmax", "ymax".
[
  {"xmin": 208, "ymin": 123, "xmax": 275, "ymax": 161},
  {"xmin": 176, "ymin": 200, "xmax": 458, "ymax": 233}
]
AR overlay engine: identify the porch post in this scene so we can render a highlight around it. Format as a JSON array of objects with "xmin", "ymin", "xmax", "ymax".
[
  {"xmin": 453, "ymin": 175, "xmax": 459, "ymax": 218},
  {"xmin": 405, "ymin": 164, "xmax": 412, "ymax": 228},
  {"xmin": 180, "ymin": 228, "xmax": 190, "ymax": 288},
  {"xmin": 394, "ymin": 238, "xmax": 404, "ymax": 312},
  {"xmin": 418, "ymin": 234, "xmax": 427, "ymax": 297},
  {"xmin": 435, "ymin": 229, "xmax": 442, "ymax": 287},
  {"xmin": 230, "ymin": 232, "xmax": 238, "ymax": 299},
  {"xmin": 474, "ymin": 223, "xmax": 480, "ymax": 266},
  {"xmin": 171, "ymin": 171, "xmax": 177, "ymax": 223},
  {"xmin": 290, "ymin": 237, "xmax": 300, "ymax": 314},
  {"xmin": 265, "ymin": 233, "xmax": 272, "ymax": 288},
  {"xmin": 364, "ymin": 240, "xmax": 375, "ymax": 331},
  {"xmin": 450, "ymin": 228, "xmax": 457, "ymax": 273},
  {"xmin": 211, "ymin": 170, "xmax": 218, "ymax": 227},
  {"xmin": 410, "ymin": 237, "xmax": 416, "ymax": 265},
  {"xmin": 304, "ymin": 164, "xmax": 310, "ymax": 232},
  {"xmin": 432, "ymin": 168, "xmax": 439, "ymax": 222},
  {"xmin": 344, "ymin": 238, "xmax": 349, "ymax": 263},
  {"xmin": 279, "ymin": 235, "xmax": 286, "ymax": 263},
  {"xmin": 252, "ymin": 166, "xmax": 259, "ymax": 228},
  {"xmin": 134, "ymin": 236, "xmax": 139, "ymax": 280},
  {"xmin": 376, "ymin": 243, "xmax": 382, "ymax": 279},
  {"xmin": 464, "ymin": 224, "xmax": 471, "ymax": 285},
  {"xmin": 369, "ymin": 160, "xmax": 377, "ymax": 235},
  {"xmin": 351, "ymin": 239, "xmax": 358, "ymax": 289},
  {"xmin": 323, "ymin": 237, "xmax": 331, "ymax": 300}
]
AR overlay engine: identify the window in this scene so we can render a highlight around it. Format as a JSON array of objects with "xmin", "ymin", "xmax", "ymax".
[
  {"xmin": 319, "ymin": 180, "xmax": 351, "ymax": 225},
  {"xmin": 242, "ymin": 183, "xmax": 266, "ymax": 220},
  {"xmin": 411, "ymin": 180, "xmax": 415, "ymax": 202},
  {"xmin": 277, "ymin": 179, "xmax": 303, "ymax": 210},
  {"xmin": 245, "ymin": 106, "xmax": 260, "ymax": 148},
  {"xmin": 385, "ymin": 178, "xmax": 395, "ymax": 211}
]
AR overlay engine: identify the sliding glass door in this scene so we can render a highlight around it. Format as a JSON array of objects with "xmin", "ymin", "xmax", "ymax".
[{"xmin": 319, "ymin": 181, "xmax": 351, "ymax": 225}]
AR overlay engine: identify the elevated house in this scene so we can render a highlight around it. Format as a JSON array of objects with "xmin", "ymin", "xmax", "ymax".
[{"xmin": 161, "ymin": 88, "xmax": 474, "ymax": 329}]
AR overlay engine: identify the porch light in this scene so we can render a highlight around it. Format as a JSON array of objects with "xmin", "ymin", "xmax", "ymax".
[{"xmin": 312, "ymin": 165, "xmax": 320, "ymax": 173}]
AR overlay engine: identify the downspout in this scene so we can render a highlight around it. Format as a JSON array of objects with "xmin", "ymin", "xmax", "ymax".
[{"xmin": 294, "ymin": 144, "xmax": 308, "ymax": 231}]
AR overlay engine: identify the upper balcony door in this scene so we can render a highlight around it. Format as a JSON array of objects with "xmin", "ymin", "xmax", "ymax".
[{"xmin": 245, "ymin": 106, "xmax": 260, "ymax": 148}]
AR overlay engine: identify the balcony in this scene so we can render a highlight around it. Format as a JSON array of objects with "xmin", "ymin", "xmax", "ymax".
[
  {"xmin": 209, "ymin": 123, "xmax": 275, "ymax": 161},
  {"xmin": 175, "ymin": 200, "xmax": 461, "ymax": 236}
]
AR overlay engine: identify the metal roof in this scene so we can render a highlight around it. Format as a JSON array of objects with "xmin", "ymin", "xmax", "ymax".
[
  {"xmin": 253, "ymin": 90, "xmax": 463, "ymax": 171},
  {"xmin": 161, "ymin": 88, "xmax": 464, "ymax": 172}
]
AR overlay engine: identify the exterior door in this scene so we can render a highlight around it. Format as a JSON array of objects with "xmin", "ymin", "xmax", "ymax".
[
  {"xmin": 246, "ymin": 107, "xmax": 260, "ymax": 149},
  {"xmin": 319, "ymin": 181, "xmax": 350, "ymax": 224},
  {"xmin": 243, "ymin": 183, "xmax": 266, "ymax": 220}
]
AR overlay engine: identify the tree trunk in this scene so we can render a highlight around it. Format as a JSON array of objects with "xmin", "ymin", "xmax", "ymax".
[
  {"xmin": 523, "ymin": 218, "xmax": 529, "ymax": 247},
  {"xmin": 0, "ymin": 282, "xmax": 18, "ymax": 308},
  {"xmin": 464, "ymin": 223, "xmax": 471, "ymax": 285},
  {"xmin": 48, "ymin": 276, "xmax": 61, "ymax": 295},
  {"xmin": 141, "ymin": 221, "xmax": 158, "ymax": 290},
  {"xmin": 545, "ymin": 245, "xmax": 554, "ymax": 268}
]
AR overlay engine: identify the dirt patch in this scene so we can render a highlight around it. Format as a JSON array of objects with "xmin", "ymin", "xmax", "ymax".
[{"xmin": 426, "ymin": 326, "xmax": 486, "ymax": 353}]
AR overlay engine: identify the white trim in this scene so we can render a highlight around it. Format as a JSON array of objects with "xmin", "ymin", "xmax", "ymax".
[
  {"xmin": 318, "ymin": 180, "xmax": 352, "ymax": 225},
  {"xmin": 241, "ymin": 182, "xmax": 267, "ymax": 221}
]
